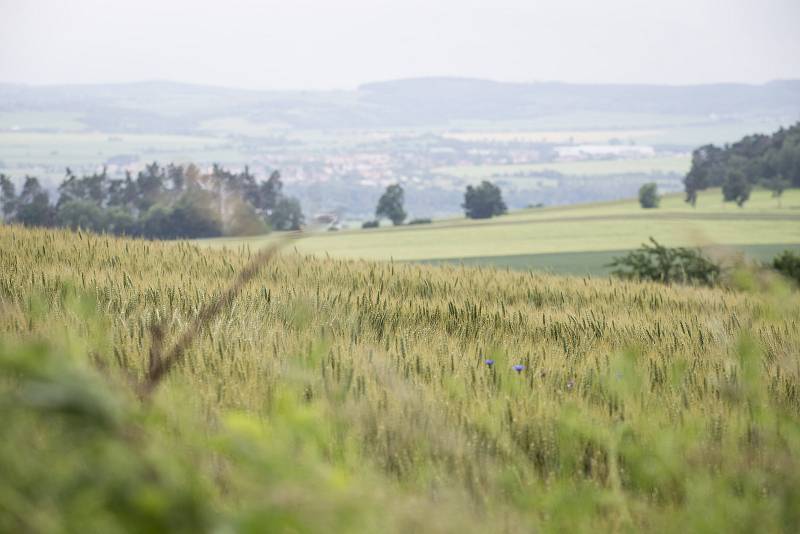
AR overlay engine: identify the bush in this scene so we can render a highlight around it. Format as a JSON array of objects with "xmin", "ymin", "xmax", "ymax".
[
  {"xmin": 772, "ymin": 250, "xmax": 800, "ymax": 285},
  {"xmin": 361, "ymin": 220, "xmax": 379, "ymax": 229},
  {"xmin": 608, "ymin": 237, "xmax": 722, "ymax": 286},
  {"xmin": 638, "ymin": 183, "xmax": 660, "ymax": 209},
  {"xmin": 408, "ymin": 218, "xmax": 432, "ymax": 225}
]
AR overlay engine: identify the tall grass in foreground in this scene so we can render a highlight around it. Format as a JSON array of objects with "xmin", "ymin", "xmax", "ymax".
[{"xmin": 1, "ymin": 225, "xmax": 799, "ymax": 532}]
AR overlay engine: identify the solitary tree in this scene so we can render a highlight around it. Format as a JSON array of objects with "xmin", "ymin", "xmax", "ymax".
[
  {"xmin": 722, "ymin": 170, "xmax": 751, "ymax": 207},
  {"xmin": 463, "ymin": 181, "xmax": 507, "ymax": 219},
  {"xmin": 638, "ymin": 182, "xmax": 660, "ymax": 208},
  {"xmin": 375, "ymin": 184, "xmax": 406, "ymax": 225},
  {"xmin": 763, "ymin": 175, "xmax": 790, "ymax": 207}
]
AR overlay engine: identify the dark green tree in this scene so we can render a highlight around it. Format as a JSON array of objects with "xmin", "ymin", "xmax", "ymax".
[
  {"xmin": 135, "ymin": 162, "xmax": 166, "ymax": 212},
  {"xmin": 462, "ymin": 181, "xmax": 507, "ymax": 219},
  {"xmin": 15, "ymin": 177, "xmax": 55, "ymax": 227},
  {"xmin": 250, "ymin": 170, "xmax": 283, "ymax": 218},
  {"xmin": 104, "ymin": 206, "xmax": 139, "ymax": 236},
  {"xmin": 270, "ymin": 196, "xmax": 304, "ymax": 231},
  {"xmin": 107, "ymin": 171, "xmax": 139, "ymax": 210},
  {"xmin": 56, "ymin": 200, "xmax": 108, "ymax": 232},
  {"xmin": 168, "ymin": 189, "xmax": 224, "ymax": 238},
  {"xmin": 167, "ymin": 164, "xmax": 186, "ymax": 193},
  {"xmin": 684, "ymin": 144, "xmax": 725, "ymax": 206},
  {"xmin": 57, "ymin": 167, "xmax": 108, "ymax": 207},
  {"xmin": 375, "ymin": 184, "xmax": 407, "ymax": 225},
  {"xmin": 638, "ymin": 182, "xmax": 660, "ymax": 209},
  {"xmin": 139, "ymin": 204, "xmax": 173, "ymax": 239},
  {"xmin": 722, "ymin": 170, "xmax": 751, "ymax": 207},
  {"xmin": 0, "ymin": 174, "xmax": 17, "ymax": 220}
]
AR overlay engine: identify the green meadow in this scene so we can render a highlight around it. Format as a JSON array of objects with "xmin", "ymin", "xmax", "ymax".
[{"xmin": 203, "ymin": 189, "xmax": 800, "ymax": 275}]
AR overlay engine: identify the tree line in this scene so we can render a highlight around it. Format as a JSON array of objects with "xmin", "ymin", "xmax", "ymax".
[
  {"xmin": 683, "ymin": 122, "xmax": 799, "ymax": 206},
  {"xmin": 0, "ymin": 163, "xmax": 304, "ymax": 238}
]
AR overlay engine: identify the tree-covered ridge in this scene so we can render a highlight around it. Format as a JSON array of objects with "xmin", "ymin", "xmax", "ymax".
[
  {"xmin": 0, "ymin": 163, "xmax": 304, "ymax": 238},
  {"xmin": 684, "ymin": 122, "xmax": 800, "ymax": 205}
]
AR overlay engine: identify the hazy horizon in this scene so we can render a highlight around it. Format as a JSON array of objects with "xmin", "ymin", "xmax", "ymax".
[
  {"xmin": 3, "ymin": 75, "xmax": 800, "ymax": 92},
  {"xmin": 2, "ymin": 0, "xmax": 799, "ymax": 91}
]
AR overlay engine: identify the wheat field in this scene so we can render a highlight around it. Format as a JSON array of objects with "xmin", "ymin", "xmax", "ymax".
[{"xmin": 1, "ymin": 224, "xmax": 799, "ymax": 532}]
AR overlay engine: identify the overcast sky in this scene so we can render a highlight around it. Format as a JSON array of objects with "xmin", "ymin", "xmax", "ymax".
[{"xmin": 1, "ymin": 0, "xmax": 798, "ymax": 90}]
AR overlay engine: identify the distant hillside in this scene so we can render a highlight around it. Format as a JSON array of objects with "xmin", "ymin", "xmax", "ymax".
[
  {"xmin": 359, "ymin": 78, "xmax": 800, "ymax": 123},
  {"xmin": 1, "ymin": 78, "xmax": 799, "ymax": 132}
]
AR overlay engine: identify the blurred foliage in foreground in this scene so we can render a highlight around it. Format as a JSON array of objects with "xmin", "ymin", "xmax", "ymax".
[{"xmin": 1, "ymin": 225, "xmax": 800, "ymax": 532}]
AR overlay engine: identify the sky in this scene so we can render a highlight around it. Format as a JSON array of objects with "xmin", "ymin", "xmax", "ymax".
[{"xmin": 1, "ymin": 0, "xmax": 799, "ymax": 90}]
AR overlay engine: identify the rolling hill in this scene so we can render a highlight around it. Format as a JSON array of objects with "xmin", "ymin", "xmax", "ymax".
[
  {"xmin": 202, "ymin": 188, "xmax": 800, "ymax": 275},
  {"xmin": 2, "ymin": 78, "xmax": 799, "ymax": 132}
]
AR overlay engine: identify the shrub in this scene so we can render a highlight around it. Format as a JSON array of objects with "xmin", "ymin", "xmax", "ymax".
[
  {"xmin": 608, "ymin": 237, "xmax": 722, "ymax": 286},
  {"xmin": 408, "ymin": 218, "xmax": 432, "ymax": 225},
  {"xmin": 638, "ymin": 183, "xmax": 660, "ymax": 208},
  {"xmin": 361, "ymin": 220, "xmax": 379, "ymax": 229},
  {"xmin": 772, "ymin": 250, "xmax": 800, "ymax": 285}
]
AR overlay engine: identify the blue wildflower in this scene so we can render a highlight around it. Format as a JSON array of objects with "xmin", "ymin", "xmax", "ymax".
[
  {"xmin": 513, "ymin": 364, "xmax": 524, "ymax": 373},
  {"xmin": 485, "ymin": 359, "xmax": 495, "ymax": 367}
]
